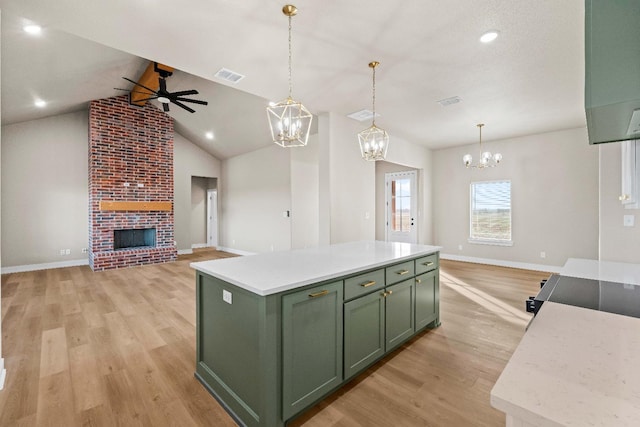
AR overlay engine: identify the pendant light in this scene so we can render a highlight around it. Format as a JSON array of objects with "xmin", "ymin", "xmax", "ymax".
[
  {"xmin": 358, "ymin": 61, "xmax": 389, "ymax": 161},
  {"xmin": 462, "ymin": 124, "xmax": 502, "ymax": 168},
  {"xmin": 266, "ymin": 4, "xmax": 313, "ymax": 147}
]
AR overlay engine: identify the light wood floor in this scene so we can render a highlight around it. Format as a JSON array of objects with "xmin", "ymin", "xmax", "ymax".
[{"xmin": 0, "ymin": 249, "xmax": 544, "ymax": 426}]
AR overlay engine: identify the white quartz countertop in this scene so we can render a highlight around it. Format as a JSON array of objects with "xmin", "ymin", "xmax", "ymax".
[
  {"xmin": 190, "ymin": 241, "xmax": 441, "ymax": 296},
  {"xmin": 561, "ymin": 258, "xmax": 640, "ymax": 285},
  {"xmin": 491, "ymin": 301, "xmax": 640, "ymax": 426}
]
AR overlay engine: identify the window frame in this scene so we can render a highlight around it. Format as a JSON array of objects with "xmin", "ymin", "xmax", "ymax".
[{"xmin": 468, "ymin": 180, "xmax": 513, "ymax": 246}]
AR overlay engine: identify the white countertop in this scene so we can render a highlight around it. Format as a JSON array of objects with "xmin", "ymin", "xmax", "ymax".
[
  {"xmin": 190, "ymin": 241, "xmax": 441, "ymax": 296},
  {"xmin": 561, "ymin": 258, "xmax": 640, "ymax": 285},
  {"xmin": 491, "ymin": 301, "xmax": 640, "ymax": 426}
]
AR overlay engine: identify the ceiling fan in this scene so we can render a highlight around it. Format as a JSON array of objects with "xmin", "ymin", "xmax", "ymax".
[{"xmin": 117, "ymin": 63, "xmax": 208, "ymax": 113}]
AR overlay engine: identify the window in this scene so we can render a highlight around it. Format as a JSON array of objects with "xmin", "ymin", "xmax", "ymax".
[{"xmin": 469, "ymin": 180, "xmax": 512, "ymax": 245}]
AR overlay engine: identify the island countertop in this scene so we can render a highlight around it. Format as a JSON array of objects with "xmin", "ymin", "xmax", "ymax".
[
  {"xmin": 190, "ymin": 240, "xmax": 441, "ymax": 296},
  {"xmin": 561, "ymin": 257, "xmax": 640, "ymax": 285},
  {"xmin": 491, "ymin": 301, "xmax": 640, "ymax": 426}
]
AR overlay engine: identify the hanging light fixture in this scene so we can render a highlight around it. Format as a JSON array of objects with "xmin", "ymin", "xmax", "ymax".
[
  {"xmin": 267, "ymin": 4, "xmax": 313, "ymax": 148},
  {"xmin": 358, "ymin": 61, "xmax": 389, "ymax": 161},
  {"xmin": 462, "ymin": 124, "xmax": 502, "ymax": 168}
]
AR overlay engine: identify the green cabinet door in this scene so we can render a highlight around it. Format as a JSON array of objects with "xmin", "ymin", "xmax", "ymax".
[
  {"xmin": 344, "ymin": 290, "xmax": 385, "ymax": 380},
  {"xmin": 282, "ymin": 281, "xmax": 343, "ymax": 420},
  {"xmin": 415, "ymin": 270, "xmax": 439, "ymax": 330},
  {"xmin": 385, "ymin": 279, "xmax": 415, "ymax": 351}
]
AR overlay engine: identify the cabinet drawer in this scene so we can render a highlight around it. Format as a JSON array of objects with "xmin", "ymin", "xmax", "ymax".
[
  {"xmin": 344, "ymin": 269, "xmax": 385, "ymax": 300},
  {"xmin": 385, "ymin": 260, "xmax": 415, "ymax": 285},
  {"xmin": 415, "ymin": 253, "xmax": 438, "ymax": 275}
]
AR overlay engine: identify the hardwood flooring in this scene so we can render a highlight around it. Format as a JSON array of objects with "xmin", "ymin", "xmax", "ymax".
[{"xmin": 0, "ymin": 249, "xmax": 544, "ymax": 426}]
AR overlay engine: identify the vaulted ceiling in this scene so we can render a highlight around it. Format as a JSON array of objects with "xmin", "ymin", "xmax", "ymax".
[{"xmin": 0, "ymin": 0, "xmax": 586, "ymax": 159}]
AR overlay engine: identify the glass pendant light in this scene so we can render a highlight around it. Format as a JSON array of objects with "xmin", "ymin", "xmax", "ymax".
[
  {"xmin": 266, "ymin": 5, "xmax": 312, "ymax": 147},
  {"xmin": 462, "ymin": 123, "xmax": 502, "ymax": 168},
  {"xmin": 358, "ymin": 61, "xmax": 389, "ymax": 161}
]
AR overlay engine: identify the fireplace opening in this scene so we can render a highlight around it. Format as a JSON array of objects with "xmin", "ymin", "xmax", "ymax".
[{"xmin": 114, "ymin": 228, "xmax": 156, "ymax": 250}]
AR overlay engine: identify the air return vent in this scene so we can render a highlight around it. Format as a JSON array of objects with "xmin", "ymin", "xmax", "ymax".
[
  {"xmin": 437, "ymin": 96, "xmax": 462, "ymax": 107},
  {"xmin": 347, "ymin": 109, "xmax": 380, "ymax": 122},
  {"xmin": 214, "ymin": 68, "xmax": 245, "ymax": 84}
]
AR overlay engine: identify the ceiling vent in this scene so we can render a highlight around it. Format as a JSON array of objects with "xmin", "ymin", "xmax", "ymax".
[
  {"xmin": 347, "ymin": 109, "xmax": 380, "ymax": 122},
  {"xmin": 214, "ymin": 68, "xmax": 245, "ymax": 84},
  {"xmin": 437, "ymin": 96, "xmax": 462, "ymax": 107}
]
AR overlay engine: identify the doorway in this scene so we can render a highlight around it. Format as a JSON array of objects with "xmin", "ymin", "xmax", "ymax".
[
  {"xmin": 207, "ymin": 189, "xmax": 218, "ymax": 248},
  {"xmin": 385, "ymin": 171, "xmax": 418, "ymax": 243}
]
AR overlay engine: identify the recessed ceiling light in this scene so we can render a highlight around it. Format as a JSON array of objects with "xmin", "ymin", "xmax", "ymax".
[
  {"xmin": 205, "ymin": 131, "xmax": 214, "ymax": 140},
  {"xmin": 480, "ymin": 30, "xmax": 499, "ymax": 43},
  {"xmin": 23, "ymin": 24, "xmax": 42, "ymax": 35},
  {"xmin": 34, "ymin": 99, "xmax": 46, "ymax": 108}
]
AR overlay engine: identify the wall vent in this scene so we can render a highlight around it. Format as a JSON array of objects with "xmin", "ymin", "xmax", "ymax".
[{"xmin": 214, "ymin": 68, "xmax": 245, "ymax": 84}]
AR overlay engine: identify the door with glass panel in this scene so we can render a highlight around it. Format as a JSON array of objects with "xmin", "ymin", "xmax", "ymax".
[{"xmin": 385, "ymin": 171, "xmax": 418, "ymax": 243}]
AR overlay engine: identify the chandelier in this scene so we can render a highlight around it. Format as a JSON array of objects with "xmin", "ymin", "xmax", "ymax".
[
  {"xmin": 462, "ymin": 124, "xmax": 502, "ymax": 168},
  {"xmin": 358, "ymin": 61, "xmax": 389, "ymax": 161},
  {"xmin": 266, "ymin": 4, "xmax": 312, "ymax": 147}
]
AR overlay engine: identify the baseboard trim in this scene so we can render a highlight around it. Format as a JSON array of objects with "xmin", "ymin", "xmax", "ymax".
[
  {"xmin": 440, "ymin": 253, "xmax": 562, "ymax": 273},
  {"xmin": 177, "ymin": 249, "xmax": 193, "ymax": 255},
  {"xmin": 1, "ymin": 258, "xmax": 89, "ymax": 274},
  {"xmin": 216, "ymin": 246, "xmax": 256, "ymax": 256},
  {"xmin": 0, "ymin": 358, "xmax": 6, "ymax": 390},
  {"xmin": 191, "ymin": 243, "xmax": 208, "ymax": 249}
]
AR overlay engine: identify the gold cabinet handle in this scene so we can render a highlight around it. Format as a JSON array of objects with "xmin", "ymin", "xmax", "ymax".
[
  {"xmin": 388, "ymin": 290, "xmax": 393, "ymax": 296},
  {"xmin": 309, "ymin": 290, "xmax": 329, "ymax": 298},
  {"xmin": 422, "ymin": 261, "xmax": 434, "ymax": 266},
  {"xmin": 396, "ymin": 269, "xmax": 410, "ymax": 275},
  {"xmin": 381, "ymin": 292, "xmax": 388, "ymax": 298},
  {"xmin": 416, "ymin": 279, "xmax": 422, "ymax": 284},
  {"xmin": 360, "ymin": 280, "xmax": 376, "ymax": 288}
]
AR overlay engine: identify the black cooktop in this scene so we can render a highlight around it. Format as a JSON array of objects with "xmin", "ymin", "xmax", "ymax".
[{"xmin": 534, "ymin": 274, "xmax": 640, "ymax": 318}]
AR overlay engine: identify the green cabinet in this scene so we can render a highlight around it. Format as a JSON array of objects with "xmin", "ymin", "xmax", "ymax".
[
  {"xmin": 385, "ymin": 279, "xmax": 415, "ymax": 351},
  {"xmin": 344, "ymin": 276, "xmax": 415, "ymax": 379},
  {"xmin": 282, "ymin": 281, "xmax": 343, "ymax": 420},
  {"xmin": 344, "ymin": 290, "xmax": 385, "ymax": 379},
  {"xmin": 415, "ymin": 270, "xmax": 439, "ymax": 330}
]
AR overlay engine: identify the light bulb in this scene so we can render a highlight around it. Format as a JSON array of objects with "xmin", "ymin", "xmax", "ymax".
[
  {"xmin": 463, "ymin": 154, "xmax": 472, "ymax": 166},
  {"xmin": 494, "ymin": 153, "xmax": 502, "ymax": 163}
]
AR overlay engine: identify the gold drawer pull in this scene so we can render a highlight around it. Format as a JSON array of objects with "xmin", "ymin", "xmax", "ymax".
[
  {"xmin": 309, "ymin": 290, "xmax": 329, "ymax": 298},
  {"xmin": 360, "ymin": 280, "xmax": 376, "ymax": 288},
  {"xmin": 422, "ymin": 261, "xmax": 434, "ymax": 266},
  {"xmin": 381, "ymin": 290, "xmax": 394, "ymax": 298},
  {"xmin": 416, "ymin": 279, "xmax": 422, "ymax": 284},
  {"xmin": 388, "ymin": 290, "xmax": 393, "ymax": 295},
  {"xmin": 396, "ymin": 269, "xmax": 410, "ymax": 275}
]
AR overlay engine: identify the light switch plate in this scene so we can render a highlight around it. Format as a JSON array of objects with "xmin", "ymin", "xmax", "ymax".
[
  {"xmin": 624, "ymin": 214, "xmax": 635, "ymax": 227},
  {"xmin": 223, "ymin": 290, "xmax": 232, "ymax": 304}
]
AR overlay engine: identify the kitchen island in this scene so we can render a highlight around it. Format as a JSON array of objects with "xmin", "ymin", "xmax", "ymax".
[
  {"xmin": 191, "ymin": 241, "xmax": 441, "ymax": 427},
  {"xmin": 491, "ymin": 258, "xmax": 640, "ymax": 426}
]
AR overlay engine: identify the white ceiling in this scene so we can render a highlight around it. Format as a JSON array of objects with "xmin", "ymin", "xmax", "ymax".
[{"xmin": 0, "ymin": 0, "xmax": 587, "ymax": 159}]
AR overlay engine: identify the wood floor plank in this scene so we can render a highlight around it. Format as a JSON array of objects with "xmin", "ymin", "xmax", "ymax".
[{"xmin": 0, "ymin": 250, "xmax": 544, "ymax": 426}]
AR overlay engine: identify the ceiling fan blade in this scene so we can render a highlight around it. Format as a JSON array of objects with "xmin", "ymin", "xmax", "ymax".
[
  {"xmin": 170, "ymin": 89, "xmax": 198, "ymax": 97},
  {"xmin": 122, "ymin": 77, "xmax": 158, "ymax": 95},
  {"xmin": 174, "ymin": 97, "xmax": 208, "ymax": 105},
  {"xmin": 115, "ymin": 88, "xmax": 155, "ymax": 97},
  {"xmin": 163, "ymin": 103, "xmax": 170, "ymax": 112},
  {"xmin": 171, "ymin": 99, "xmax": 196, "ymax": 113}
]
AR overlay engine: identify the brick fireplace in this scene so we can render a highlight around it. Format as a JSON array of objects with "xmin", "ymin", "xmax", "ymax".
[{"xmin": 88, "ymin": 95, "xmax": 177, "ymax": 271}]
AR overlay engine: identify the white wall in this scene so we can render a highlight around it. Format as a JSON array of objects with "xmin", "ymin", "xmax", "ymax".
[
  {"xmin": 221, "ymin": 144, "xmax": 292, "ymax": 253},
  {"xmin": 433, "ymin": 127, "xmax": 599, "ymax": 268},
  {"xmin": 291, "ymin": 133, "xmax": 319, "ymax": 249},
  {"xmin": 598, "ymin": 142, "xmax": 640, "ymax": 262},
  {"xmin": 1, "ymin": 111, "xmax": 89, "ymax": 267},
  {"xmin": 173, "ymin": 132, "xmax": 221, "ymax": 252},
  {"xmin": 324, "ymin": 113, "xmax": 376, "ymax": 244}
]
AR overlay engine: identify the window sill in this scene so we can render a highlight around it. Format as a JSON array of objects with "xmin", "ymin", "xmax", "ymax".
[{"xmin": 468, "ymin": 239, "xmax": 513, "ymax": 247}]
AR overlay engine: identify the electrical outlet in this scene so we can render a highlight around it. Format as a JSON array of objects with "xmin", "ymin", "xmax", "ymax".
[
  {"xmin": 223, "ymin": 290, "xmax": 232, "ymax": 304},
  {"xmin": 59, "ymin": 249, "xmax": 65, "ymax": 255},
  {"xmin": 458, "ymin": 244, "xmax": 463, "ymax": 251},
  {"xmin": 540, "ymin": 251, "xmax": 546, "ymax": 259},
  {"xmin": 65, "ymin": 249, "xmax": 71, "ymax": 255},
  {"xmin": 81, "ymin": 248, "xmax": 88, "ymax": 253},
  {"xmin": 624, "ymin": 215, "xmax": 635, "ymax": 227}
]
